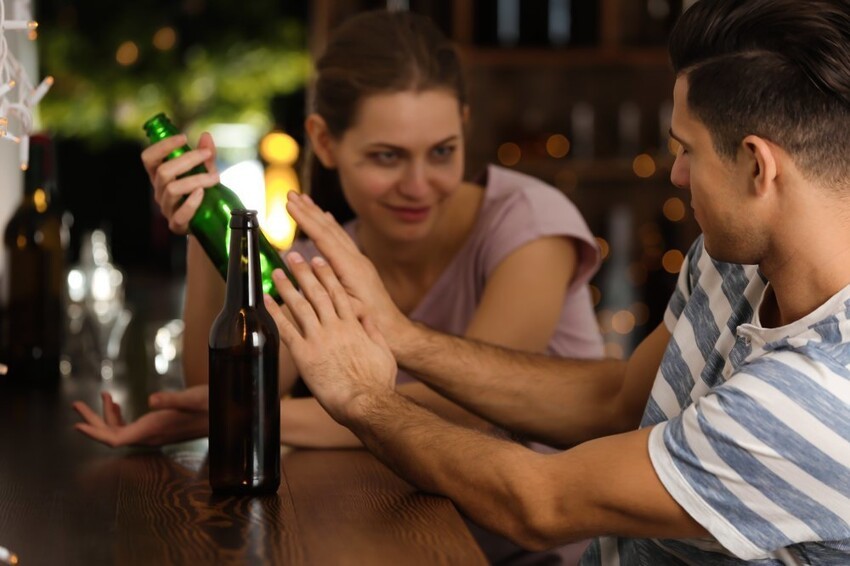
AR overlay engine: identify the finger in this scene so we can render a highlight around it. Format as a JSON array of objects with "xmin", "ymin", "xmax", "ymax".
[
  {"xmin": 285, "ymin": 252, "xmax": 340, "ymax": 325},
  {"xmin": 72, "ymin": 400, "xmax": 108, "ymax": 428},
  {"xmin": 264, "ymin": 294, "xmax": 304, "ymax": 348},
  {"xmin": 197, "ymin": 132, "xmax": 219, "ymax": 175},
  {"xmin": 286, "ymin": 193, "xmax": 358, "ymax": 254},
  {"xmin": 272, "ymin": 260, "xmax": 322, "ymax": 334},
  {"xmin": 310, "ymin": 256, "xmax": 355, "ymax": 320},
  {"xmin": 167, "ymin": 188, "xmax": 204, "ymax": 233},
  {"xmin": 141, "ymin": 135, "xmax": 188, "ymax": 180},
  {"xmin": 102, "ymin": 392, "xmax": 125, "ymax": 427}
]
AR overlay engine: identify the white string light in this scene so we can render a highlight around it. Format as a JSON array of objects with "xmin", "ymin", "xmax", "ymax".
[{"xmin": 0, "ymin": 0, "xmax": 51, "ymax": 170}]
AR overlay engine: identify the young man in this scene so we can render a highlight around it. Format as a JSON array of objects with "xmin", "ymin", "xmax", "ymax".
[{"xmin": 269, "ymin": 0, "xmax": 850, "ymax": 563}]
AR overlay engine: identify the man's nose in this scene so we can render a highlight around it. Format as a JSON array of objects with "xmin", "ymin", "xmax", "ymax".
[{"xmin": 670, "ymin": 153, "xmax": 690, "ymax": 190}]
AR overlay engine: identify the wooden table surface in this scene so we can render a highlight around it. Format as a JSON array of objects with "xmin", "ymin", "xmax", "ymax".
[{"xmin": 0, "ymin": 359, "xmax": 486, "ymax": 565}]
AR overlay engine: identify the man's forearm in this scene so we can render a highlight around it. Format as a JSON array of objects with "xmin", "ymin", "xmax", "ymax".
[
  {"xmin": 393, "ymin": 322, "xmax": 630, "ymax": 447},
  {"xmin": 343, "ymin": 389, "xmax": 564, "ymax": 549}
]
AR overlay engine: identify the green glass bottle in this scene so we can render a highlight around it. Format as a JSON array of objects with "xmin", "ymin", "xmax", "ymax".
[{"xmin": 142, "ymin": 113, "xmax": 295, "ymax": 302}]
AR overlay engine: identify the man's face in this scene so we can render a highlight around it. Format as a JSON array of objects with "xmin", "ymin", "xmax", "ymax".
[{"xmin": 669, "ymin": 76, "xmax": 767, "ymax": 264}]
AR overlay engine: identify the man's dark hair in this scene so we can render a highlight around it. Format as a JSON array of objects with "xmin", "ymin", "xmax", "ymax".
[{"xmin": 669, "ymin": 0, "xmax": 850, "ymax": 185}]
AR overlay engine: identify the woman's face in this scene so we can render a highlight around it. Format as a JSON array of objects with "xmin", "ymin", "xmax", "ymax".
[{"xmin": 326, "ymin": 89, "xmax": 466, "ymax": 243}]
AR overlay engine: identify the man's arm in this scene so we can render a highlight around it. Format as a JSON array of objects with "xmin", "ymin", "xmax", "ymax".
[
  {"xmin": 264, "ymin": 256, "xmax": 706, "ymax": 549},
  {"xmin": 394, "ymin": 321, "xmax": 670, "ymax": 447},
  {"xmin": 284, "ymin": 192, "xmax": 668, "ymax": 446}
]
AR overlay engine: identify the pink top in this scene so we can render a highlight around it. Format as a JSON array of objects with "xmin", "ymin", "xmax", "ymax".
[{"xmin": 292, "ymin": 164, "xmax": 604, "ymax": 384}]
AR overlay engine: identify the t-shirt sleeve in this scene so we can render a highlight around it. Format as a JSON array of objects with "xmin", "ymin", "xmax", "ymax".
[
  {"xmin": 663, "ymin": 235, "xmax": 704, "ymax": 332},
  {"xmin": 648, "ymin": 350, "xmax": 850, "ymax": 560},
  {"xmin": 479, "ymin": 184, "xmax": 600, "ymax": 292}
]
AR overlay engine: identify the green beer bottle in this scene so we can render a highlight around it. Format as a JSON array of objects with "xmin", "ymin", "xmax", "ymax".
[{"xmin": 142, "ymin": 113, "xmax": 295, "ymax": 302}]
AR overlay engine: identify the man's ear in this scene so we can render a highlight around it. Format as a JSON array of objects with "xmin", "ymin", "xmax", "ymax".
[
  {"xmin": 741, "ymin": 135, "xmax": 778, "ymax": 196},
  {"xmin": 305, "ymin": 114, "xmax": 337, "ymax": 168}
]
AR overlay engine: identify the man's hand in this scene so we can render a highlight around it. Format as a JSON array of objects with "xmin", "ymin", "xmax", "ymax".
[
  {"xmin": 72, "ymin": 386, "xmax": 209, "ymax": 448},
  {"xmin": 285, "ymin": 192, "xmax": 411, "ymax": 354},
  {"xmin": 265, "ymin": 252, "xmax": 397, "ymax": 425}
]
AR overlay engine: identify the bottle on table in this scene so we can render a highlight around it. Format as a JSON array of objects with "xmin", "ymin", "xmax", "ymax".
[
  {"xmin": 2, "ymin": 133, "xmax": 68, "ymax": 383},
  {"xmin": 142, "ymin": 113, "xmax": 296, "ymax": 303},
  {"xmin": 208, "ymin": 209, "xmax": 280, "ymax": 495}
]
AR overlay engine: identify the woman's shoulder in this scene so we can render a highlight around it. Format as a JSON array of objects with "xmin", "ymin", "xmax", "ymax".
[{"xmin": 478, "ymin": 164, "xmax": 593, "ymax": 241}]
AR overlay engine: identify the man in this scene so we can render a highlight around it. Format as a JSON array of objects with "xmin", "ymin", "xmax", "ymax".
[{"xmin": 265, "ymin": 0, "xmax": 850, "ymax": 563}]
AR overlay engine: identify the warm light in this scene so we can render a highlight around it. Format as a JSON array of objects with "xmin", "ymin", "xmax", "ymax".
[
  {"xmin": 264, "ymin": 167, "xmax": 300, "ymax": 249},
  {"xmin": 611, "ymin": 310, "xmax": 636, "ymax": 335},
  {"xmin": 596, "ymin": 237, "xmax": 610, "ymax": 260},
  {"xmin": 497, "ymin": 142, "xmax": 521, "ymax": 166},
  {"xmin": 546, "ymin": 134, "xmax": 571, "ymax": 158},
  {"xmin": 668, "ymin": 137, "xmax": 681, "ymax": 156},
  {"xmin": 116, "ymin": 41, "xmax": 140, "ymax": 66},
  {"xmin": 662, "ymin": 249, "xmax": 685, "ymax": 274},
  {"xmin": 597, "ymin": 309, "xmax": 613, "ymax": 333},
  {"xmin": 260, "ymin": 132, "xmax": 299, "ymax": 165},
  {"xmin": 27, "ymin": 75, "xmax": 53, "ymax": 107},
  {"xmin": 632, "ymin": 153, "xmax": 656, "ymax": 178},
  {"xmin": 34, "ymin": 188, "xmax": 47, "ymax": 212},
  {"xmin": 153, "ymin": 27, "xmax": 177, "ymax": 51},
  {"xmin": 662, "ymin": 197, "xmax": 686, "ymax": 222}
]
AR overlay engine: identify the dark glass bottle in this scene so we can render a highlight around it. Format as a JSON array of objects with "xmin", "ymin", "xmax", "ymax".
[
  {"xmin": 208, "ymin": 209, "xmax": 280, "ymax": 495},
  {"xmin": 2, "ymin": 134, "xmax": 67, "ymax": 383},
  {"xmin": 142, "ymin": 113, "xmax": 296, "ymax": 303}
]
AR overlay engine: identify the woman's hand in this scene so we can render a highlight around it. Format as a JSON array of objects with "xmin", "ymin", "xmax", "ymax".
[
  {"xmin": 141, "ymin": 132, "xmax": 220, "ymax": 235},
  {"xmin": 285, "ymin": 192, "xmax": 410, "ymax": 352},
  {"xmin": 72, "ymin": 386, "xmax": 209, "ymax": 448}
]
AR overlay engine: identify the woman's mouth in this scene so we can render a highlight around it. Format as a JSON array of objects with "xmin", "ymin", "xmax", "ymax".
[{"xmin": 385, "ymin": 204, "xmax": 431, "ymax": 223}]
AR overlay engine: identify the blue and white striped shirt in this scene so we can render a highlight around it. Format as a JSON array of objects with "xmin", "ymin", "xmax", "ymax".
[{"xmin": 583, "ymin": 236, "xmax": 850, "ymax": 565}]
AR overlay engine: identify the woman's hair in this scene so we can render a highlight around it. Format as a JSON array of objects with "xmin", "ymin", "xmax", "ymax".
[
  {"xmin": 669, "ymin": 0, "xmax": 850, "ymax": 187},
  {"xmin": 304, "ymin": 10, "xmax": 467, "ymax": 225}
]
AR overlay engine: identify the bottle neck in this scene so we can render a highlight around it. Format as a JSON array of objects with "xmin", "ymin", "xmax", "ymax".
[
  {"xmin": 143, "ymin": 114, "xmax": 207, "ymax": 176},
  {"xmin": 225, "ymin": 225, "xmax": 263, "ymax": 308}
]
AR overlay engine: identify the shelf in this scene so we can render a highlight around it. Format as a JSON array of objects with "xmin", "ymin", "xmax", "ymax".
[{"xmin": 458, "ymin": 45, "xmax": 671, "ymax": 69}]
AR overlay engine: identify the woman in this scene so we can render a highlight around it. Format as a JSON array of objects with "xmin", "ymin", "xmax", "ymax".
[{"xmin": 74, "ymin": 10, "xmax": 601, "ymax": 563}]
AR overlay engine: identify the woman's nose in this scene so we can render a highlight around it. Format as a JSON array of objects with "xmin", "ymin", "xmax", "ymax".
[{"xmin": 398, "ymin": 162, "xmax": 429, "ymax": 198}]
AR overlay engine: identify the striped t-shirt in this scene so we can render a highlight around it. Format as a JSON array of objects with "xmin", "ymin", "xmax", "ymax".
[{"xmin": 582, "ymin": 236, "xmax": 850, "ymax": 565}]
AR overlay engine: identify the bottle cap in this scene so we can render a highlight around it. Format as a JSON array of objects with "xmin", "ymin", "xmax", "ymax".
[{"xmin": 229, "ymin": 209, "xmax": 259, "ymax": 229}]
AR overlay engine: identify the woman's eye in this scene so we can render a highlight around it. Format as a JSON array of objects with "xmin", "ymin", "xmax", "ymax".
[
  {"xmin": 431, "ymin": 145, "xmax": 456, "ymax": 161},
  {"xmin": 371, "ymin": 151, "xmax": 398, "ymax": 165}
]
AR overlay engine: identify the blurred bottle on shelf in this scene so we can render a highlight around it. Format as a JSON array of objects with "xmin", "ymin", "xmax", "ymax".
[
  {"xmin": 474, "ymin": 0, "xmax": 599, "ymax": 47},
  {"xmin": 1, "ymin": 133, "xmax": 69, "ymax": 384}
]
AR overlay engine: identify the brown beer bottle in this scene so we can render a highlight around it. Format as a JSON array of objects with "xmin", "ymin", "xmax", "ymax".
[
  {"xmin": 2, "ymin": 134, "xmax": 67, "ymax": 383},
  {"xmin": 208, "ymin": 209, "xmax": 280, "ymax": 494}
]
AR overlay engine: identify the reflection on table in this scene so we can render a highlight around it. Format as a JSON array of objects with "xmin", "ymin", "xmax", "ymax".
[{"xmin": 0, "ymin": 270, "xmax": 485, "ymax": 565}]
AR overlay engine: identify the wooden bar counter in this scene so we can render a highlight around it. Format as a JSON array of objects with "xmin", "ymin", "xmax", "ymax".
[{"xmin": 0, "ymin": 367, "xmax": 486, "ymax": 565}]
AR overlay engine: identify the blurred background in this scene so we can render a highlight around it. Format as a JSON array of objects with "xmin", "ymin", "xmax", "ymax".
[{"xmin": 0, "ymin": 0, "xmax": 701, "ymax": 363}]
